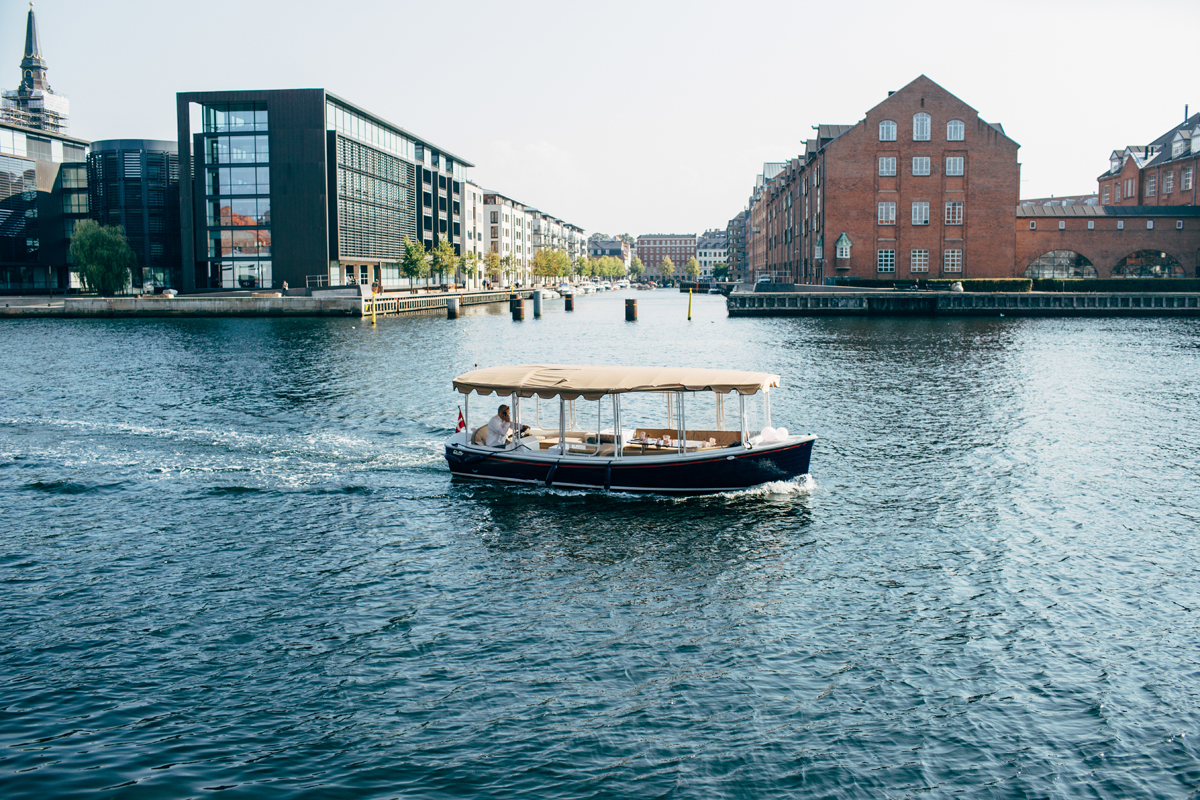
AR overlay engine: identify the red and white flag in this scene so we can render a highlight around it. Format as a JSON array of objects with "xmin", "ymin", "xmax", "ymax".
[{"xmin": 455, "ymin": 408, "xmax": 466, "ymax": 432}]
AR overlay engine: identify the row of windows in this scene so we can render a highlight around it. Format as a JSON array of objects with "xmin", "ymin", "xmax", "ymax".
[
  {"xmin": 879, "ymin": 201, "xmax": 963, "ymax": 225},
  {"xmin": 203, "ymin": 103, "xmax": 268, "ymax": 133},
  {"xmin": 207, "ymin": 199, "xmax": 271, "ymax": 228},
  {"xmin": 208, "ymin": 228, "xmax": 271, "ymax": 258},
  {"xmin": 1029, "ymin": 219, "xmax": 1186, "ymax": 231},
  {"xmin": 879, "ymin": 156, "xmax": 964, "ymax": 177},
  {"xmin": 205, "ymin": 167, "xmax": 270, "ymax": 196},
  {"xmin": 879, "ymin": 116, "xmax": 964, "ymax": 142},
  {"xmin": 204, "ymin": 135, "xmax": 269, "ymax": 166},
  {"xmin": 876, "ymin": 248, "xmax": 961, "ymax": 273}
]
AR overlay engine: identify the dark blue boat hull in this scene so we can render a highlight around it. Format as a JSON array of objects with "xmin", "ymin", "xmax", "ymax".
[{"xmin": 444, "ymin": 437, "xmax": 815, "ymax": 495}]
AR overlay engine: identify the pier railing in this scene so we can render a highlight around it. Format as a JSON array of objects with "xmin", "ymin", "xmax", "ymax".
[{"xmin": 727, "ymin": 291, "xmax": 1200, "ymax": 317}]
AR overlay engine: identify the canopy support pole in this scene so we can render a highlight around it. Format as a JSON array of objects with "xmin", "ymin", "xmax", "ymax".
[
  {"xmin": 559, "ymin": 396, "xmax": 566, "ymax": 456},
  {"xmin": 677, "ymin": 393, "xmax": 686, "ymax": 455},
  {"xmin": 764, "ymin": 389, "xmax": 772, "ymax": 429},
  {"xmin": 613, "ymin": 395, "xmax": 622, "ymax": 459},
  {"xmin": 464, "ymin": 392, "xmax": 469, "ymax": 437},
  {"xmin": 740, "ymin": 394, "xmax": 748, "ymax": 447}
]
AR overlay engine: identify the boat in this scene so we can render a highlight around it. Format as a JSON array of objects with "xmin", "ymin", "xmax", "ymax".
[{"xmin": 445, "ymin": 365, "xmax": 816, "ymax": 495}]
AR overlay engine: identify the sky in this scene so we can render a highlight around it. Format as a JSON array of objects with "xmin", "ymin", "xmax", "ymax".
[{"xmin": 3, "ymin": 0, "xmax": 1196, "ymax": 238}]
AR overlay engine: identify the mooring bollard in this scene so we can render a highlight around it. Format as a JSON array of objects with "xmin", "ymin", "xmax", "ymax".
[
  {"xmin": 626, "ymin": 298, "xmax": 637, "ymax": 321},
  {"xmin": 565, "ymin": 295, "xmax": 574, "ymax": 312},
  {"xmin": 533, "ymin": 289, "xmax": 543, "ymax": 318},
  {"xmin": 509, "ymin": 292, "xmax": 518, "ymax": 312},
  {"xmin": 512, "ymin": 298, "xmax": 524, "ymax": 321},
  {"xmin": 447, "ymin": 296, "xmax": 459, "ymax": 319}
]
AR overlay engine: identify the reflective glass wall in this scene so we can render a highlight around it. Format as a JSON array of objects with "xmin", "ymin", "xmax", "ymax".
[{"xmin": 200, "ymin": 102, "xmax": 271, "ymax": 289}]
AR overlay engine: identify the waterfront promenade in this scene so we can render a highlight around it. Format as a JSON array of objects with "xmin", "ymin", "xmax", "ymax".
[{"xmin": 0, "ymin": 287, "xmax": 533, "ymax": 318}]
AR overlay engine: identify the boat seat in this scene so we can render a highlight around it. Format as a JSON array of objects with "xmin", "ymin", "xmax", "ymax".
[{"xmin": 471, "ymin": 425, "xmax": 488, "ymax": 445}]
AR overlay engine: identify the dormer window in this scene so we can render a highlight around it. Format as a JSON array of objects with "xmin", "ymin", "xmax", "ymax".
[
  {"xmin": 913, "ymin": 113, "xmax": 931, "ymax": 141},
  {"xmin": 1173, "ymin": 139, "xmax": 1186, "ymax": 158},
  {"xmin": 879, "ymin": 120, "xmax": 896, "ymax": 141},
  {"xmin": 1110, "ymin": 157, "xmax": 1120, "ymax": 174}
]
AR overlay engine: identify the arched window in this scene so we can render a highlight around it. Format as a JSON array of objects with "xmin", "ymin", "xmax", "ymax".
[
  {"xmin": 879, "ymin": 120, "xmax": 896, "ymax": 141},
  {"xmin": 913, "ymin": 113, "xmax": 931, "ymax": 141},
  {"xmin": 1023, "ymin": 251, "xmax": 1097, "ymax": 279},
  {"xmin": 1111, "ymin": 250, "xmax": 1184, "ymax": 278},
  {"xmin": 947, "ymin": 120, "xmax": 965, "ymax": 141}
]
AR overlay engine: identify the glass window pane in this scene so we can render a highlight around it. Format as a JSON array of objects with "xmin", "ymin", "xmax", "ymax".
[
  {"xmin": 231, "ymin": 199, "xmax": 257, "ymax": 223},
  {"xmin": 230, "ymin": 136, "xmax": 256, "ymax": 163},
  {"xmin": 256, "ymin": 167, "xmax": 270, "ymax": 193},
  {"xmin": 230, "ymin": 167, "xmax": 257, "ymax": 193},
  {"xmin": 256, "ymin": 135, "xmax": 269, "ymax": 162},
  {"xmin": 255, "ymin": 107, "xmax": 268, "ymax": 130}
]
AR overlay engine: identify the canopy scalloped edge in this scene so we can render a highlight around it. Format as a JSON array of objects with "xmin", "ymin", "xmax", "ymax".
[{"xmin": 453, "ymin": 364, "xmax": 780, "ymax": 402}]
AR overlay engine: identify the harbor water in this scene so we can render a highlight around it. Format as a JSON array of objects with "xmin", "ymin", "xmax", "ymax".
[{"xmin": 2, "ymin": 290, "xmax": 1199, "ymax": 798}]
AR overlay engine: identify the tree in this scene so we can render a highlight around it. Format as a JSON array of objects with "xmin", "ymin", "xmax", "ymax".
[
  {"xmin": 462, "ymin": 251, "xmax": 481, "ymax": 287},
  {"xmin": 618, "ymin": 233, "xmax": 635, "ymax": 244},
  {"xmin": 684, "ymin": 256, "xmax": 701, "ymax": 281},
  {"xmin": 484, "ymin": 251, "xmax": 502, "ymax": 282},
  {"xmin": 531, "ymin": 248, "xmax": 558, "ymax": 280},
  {"xmin": 430, "ymin": 236, "xmax": 458, "ymax": 285},
  {"xmin": 659, "ymin": 255, "xmax": 675, "ymax": 282},
  {"xmin": 712, "ymin": 262, "xmax": 730, "ymax": 281},
  {"xmin": 500, "ymin": 253, "xmax": 517, "ymax": 285},
  {"xmin": 401, "ymin": 236, "xmax": 429, "ymax": 293},
  {"xmin": 629, "ymin": 255, "xmax": 646, "ymax": 279},
  {"xmin": 548, "ymin": 249, "xmax": 571, "ymax": 278},
  {"xmin": 573, "ymin": 255, "xmax": 592, "ymax": 277},
  {"xmin": 70, "ymin": 220, "xmax": 134, "ymax": 296},
  {"xmin": 588, "ymin": 232, "xmax": 610, "ymax": 242}
]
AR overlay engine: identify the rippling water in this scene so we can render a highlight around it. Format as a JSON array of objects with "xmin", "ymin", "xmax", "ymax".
[{"xmin": 2, "ymin": 291, "xmax": 1199, "ymax": 798}]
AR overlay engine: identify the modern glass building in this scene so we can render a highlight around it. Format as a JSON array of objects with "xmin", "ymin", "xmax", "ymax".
[
  {"xmin": 87, "ymin": 140, "xmax": 181, "ymax": 290},
  {"xmin": 176, "ymin": 89, "xmax": 473, "ymax": 292},
  {"xmin": 0, "ymin": 120, "xmax": 90, "ymax": 292}
]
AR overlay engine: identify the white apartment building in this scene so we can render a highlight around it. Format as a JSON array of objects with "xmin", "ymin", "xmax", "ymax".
[
  {"xmin": 483, "ymin": 191, "xmax": 534, "ymax": 286},
  {"xmin": 460, "ymin": 181, "xmax": 487, "ymax": 287},
  {"xmin": 696, "ymin": 228, "xmax": 728, "ymax": 279}
]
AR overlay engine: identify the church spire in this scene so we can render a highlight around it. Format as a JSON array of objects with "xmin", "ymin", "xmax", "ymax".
[{"xmin": 21, "ymin": 3, "xmax": 49, "ymax": 93}]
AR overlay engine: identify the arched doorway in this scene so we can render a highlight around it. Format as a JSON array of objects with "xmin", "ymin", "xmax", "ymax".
[
  {"xmin": 1023, "ymin": 251, "xmax": 1097, "ymax": 279},
  {"xmin": 1111, "ymin": 250, "xmax": 1184, "ymax": 278}
]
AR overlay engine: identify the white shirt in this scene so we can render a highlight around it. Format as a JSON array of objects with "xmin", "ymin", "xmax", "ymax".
[{"xmin": 486, "ymin": 414, "xmax": 514, "ymax": 447}]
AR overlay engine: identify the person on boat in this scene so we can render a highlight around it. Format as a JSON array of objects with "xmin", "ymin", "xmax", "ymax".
[{"xmin": 486, "ymin": 404, "xmax": 529, "ymax": 447}]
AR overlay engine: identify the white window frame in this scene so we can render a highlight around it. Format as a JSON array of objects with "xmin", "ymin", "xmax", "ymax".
[
  {"xmin": 879, "ymin": 120, "xmax": 897, "ymax": 141},
  {"xmin": 1177, "ymin": 220, "xmax": 1184, "ymax": 230},
  {"xmin": 943, "ymin": 249, "xmax": 962, "ymax": 273},
  {"xmin": 910, "ymin": 249, "xmax": 929, "ymax": 273},
  {"xmin": 1117, "ymin": 220, "xmax": 1124, "ymax": 230},
  {"xmin": 1146, "ymin": 175, "xmax": 1156, "ymax": 196},
  {"xmin": 1088, "ymin": 220, "xmax": 1095, "ymax": 230},
  {"xmin": 1147, "ymin": 220, "xmax": 1154, "ymax": 230},
  {"xmin": 945, "ymin": 201, "xmax": 963, "ymax": 225},
  {"xmin": 1029, "ymin": 221, "xmax": 1036, "ymax": 230},
  {"xmin": 878, "ymin": 157, "xmax": 896, "ymax": 176},
  {"xmin": 1183, "ymin": 167, "xmax": 1193, "ymax": 191},
  {"xmin": 1164, "ymin": 172, "xmax": 1174, "ymax": 194},
  {"xmin": 912, "ymin": 157, "xmax": 931, "ymax": 176},
  {"xmin": 1058, "ymin": 221, "xmax": 1065, "ymax": 230},
  {"xmin": 946, "ymin": 120, "xmax": 965, "ymax": 141},
  {"xmin": 877, "ymin": 249, "xmax": 896, "ymax": 273},
  {"xmin": 911, "ymin": 201, "xmax": 929, "ymax": 226},
  {"xmin": 878, "ymin": 202, "xmax": 896, "ymax": 225},
  {"xmin": 836, "ymin": 242, "xmax": 850, "ymax": 259},
  {"xmin": 913, "ymin": 113, "xmax": 931, "ymax": 141},
  {"xmin": 945, "ymin": 157, "xmax": 964, "ymax": 176},
  {"xmin": 1102, "ymin": 186, "xmax": 1110, "ymax": 204}
]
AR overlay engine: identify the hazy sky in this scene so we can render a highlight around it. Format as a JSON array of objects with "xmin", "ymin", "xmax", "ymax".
[{"xmin": 3, "ymin": 0, "xmax": 1195, "ymax": 237}]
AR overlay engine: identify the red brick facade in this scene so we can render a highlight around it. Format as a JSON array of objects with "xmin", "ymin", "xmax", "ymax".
[
  {"xmin": 1016, "ymin": 209, "xmax": 1200, "ymax": 277},
  {"xmin": 759, "ymin": 76, "xmax": 1020, "ymax": 283}
]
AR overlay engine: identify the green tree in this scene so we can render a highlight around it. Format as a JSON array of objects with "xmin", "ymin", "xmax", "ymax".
[
  {"xmin": 531, "ymin": 248, "xmax": 558, "ymax": 280},
  {"xmin": 659, "ymin": 255, "xmax": 675, "ymax": 282},
  {"xmin": 551, "ymin": 249, "xmax": 571, "ymax": 277},
  {"xmin": 588, "ymin": 232, "xmax": 610, "ymax": 242},
  {"xmin": 70, "ymin": 220, "xmax": 134, "ymax": 296},
  {"xmin": 431, "ymin": 236, "xmax": 458, "ymax": 285},
  {"xmin": 401, "ymin": 236, "xmax": 429, "ymax": 293},
  {"xmin": 618, "ymin": 233, "xmax": 634, "ymax": 245},
  {"xmin": 500, "ymin": 253, "xmax": 517, "ymax": 285},
  {"xmin": 712, "ymin": 262, "xmax": 730, "ymax": 281},
  {"xmin": 574, "ymin": 255, "xmax": 592, "ymax": 277},
  {"xmin": 629, "ymin": 255, "xmax": 646, "ymax": 279},
  {"xmin": 684, "ymin": 255, "xmax": 701, "ymax": 281},
  {"xmin": 484, "ymin": 251, "xmax": 502, "ymax": 283},
  {"xmin": 462, "ymin": 251, "xmax": 481, "ymax": 287}
]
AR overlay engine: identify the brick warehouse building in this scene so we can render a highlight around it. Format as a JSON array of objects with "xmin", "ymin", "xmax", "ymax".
[{"xmin": 758, "ymin": 76, "xmax": 1020, "ymax": 283}]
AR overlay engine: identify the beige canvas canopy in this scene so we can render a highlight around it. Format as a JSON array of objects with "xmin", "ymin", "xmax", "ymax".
[{"xmin": 453, "ymin": 364, "xmax": 780, "ymax": 401}]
